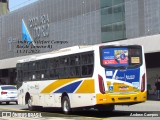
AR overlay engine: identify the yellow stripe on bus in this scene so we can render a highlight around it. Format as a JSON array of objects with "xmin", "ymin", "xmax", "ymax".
[
  {"xmin": 106, "ymin": 81, "xmax": 139, "ymax": 93},
  {"xmin": 40, "ymin": 78, "xmax": 79, "ymax": 94},
  {"xmin": 76, "ymin": 79, "xmax": 95, "ymax": 93}
]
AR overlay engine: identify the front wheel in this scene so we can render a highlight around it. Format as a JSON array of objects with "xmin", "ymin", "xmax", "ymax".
[
  {"xmin": 28, "ymin": 97, "xmax": 35, "ymax": 111},
  {"xmin": 61, "ymin": 96, "xmax": 71, "ymax": 114}
]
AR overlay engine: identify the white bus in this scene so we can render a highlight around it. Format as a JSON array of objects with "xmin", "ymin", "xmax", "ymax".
[{"xmin": 16, "ymin": 44, "xmax": 147, "ymax": 113}]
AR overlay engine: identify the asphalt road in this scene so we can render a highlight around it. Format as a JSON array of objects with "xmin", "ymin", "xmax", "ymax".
[{"xmin": 0, "ymin": 100, "xmax": 159, "ymax": 120}]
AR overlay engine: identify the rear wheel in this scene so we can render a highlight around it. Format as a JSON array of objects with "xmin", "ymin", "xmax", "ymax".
[{"xmin": 61, "ymin": 96, "xmax": 71, "ymax": 114}]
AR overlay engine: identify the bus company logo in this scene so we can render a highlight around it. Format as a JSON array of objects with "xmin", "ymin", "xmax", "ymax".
[
  {"xmin": 126, "ymin": 75, "xmax": 135, "ymax": 80},
  {"xmin": 119, "ymin": 86, "xmax": 129, "ymax": 90},
  {"xmin": 22, "ymin": 19, "xmax": 36, "ymax": 46}
]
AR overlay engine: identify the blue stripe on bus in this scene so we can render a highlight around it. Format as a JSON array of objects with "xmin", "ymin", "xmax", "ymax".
[{"xmin": 54, "ymin": 80, "xmax": 82, "ymax": 93}]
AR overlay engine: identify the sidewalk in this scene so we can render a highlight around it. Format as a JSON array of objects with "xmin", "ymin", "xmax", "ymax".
[{"xmin": 115, "ymin": 100, "xmax": 160, "ymax": 111}]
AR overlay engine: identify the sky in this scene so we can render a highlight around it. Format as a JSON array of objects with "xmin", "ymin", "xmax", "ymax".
[{"xmin": 9, "ymin": 0, "xmax": 38, "ymax": 11}]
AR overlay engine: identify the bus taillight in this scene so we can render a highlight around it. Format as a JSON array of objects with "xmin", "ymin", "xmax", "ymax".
[
  {"xmin": 141, "ymin": 74, "xmax": 145, "ymax": 92},
  {"xmin": 98, "ymin": 74, "xmax": 105, "ymax": 94}
]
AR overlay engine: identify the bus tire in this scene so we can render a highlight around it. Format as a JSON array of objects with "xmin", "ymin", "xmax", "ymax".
[
  {"xmin": 28, "ymin": 97, "xmax": 35, "ymax": 111},
  {"xmin": 61, "ymin": 96, "xmax": 71, "ymax": 114}
]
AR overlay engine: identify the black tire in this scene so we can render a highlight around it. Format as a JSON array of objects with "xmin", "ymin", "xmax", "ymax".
[
  {"xmin": 16, "ymin": 101, "xmax": 18, "ymax": 105},
  {"xmin": 6, "ymin": 102, "xmax": 9, "ymax": 105},
  {"xmin": 61, "ymin": 96, "xmax": 71, "ymax": 114},
  {"xmin": 27, "ymin": 97, "xmax": 35, "ymax": 111}
]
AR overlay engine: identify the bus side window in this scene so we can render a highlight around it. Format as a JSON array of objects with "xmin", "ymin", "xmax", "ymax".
[
  {"xmin": 32, "ymin": 62, "xmax": 36, "ymax": 70},
  {"xmin": 41, "ymin": 61, "xmax": 46, "ymax": 70},
  {"xmin": 17, "ymin": 70, "xmax": 22, "ymax": 82},
  {"xmin": 41, "ymin": 70, "xmax": 50, "ymax": 80},
  {"xmin": 49, "ymin": 58, "xmax": 59, "ymax": 79},
  {"xmin": 69, "ymin": 67, "xmax": 80, "ymax": 77},
  {"xmin": 32, "ymin": 74, "xmax": 36, "ymax": 80},
  {"xmin": 57, "ymin": 57, "xmax": 69, "ymax": 78},
  {"xmin": 28, "ymin": 72, "xmax": 32, "ymax": 81},
  {"xmin": 23, "ymin": 72, "xmax": 28, "ymax": 81},
  {"xmin": 59, "ymin": 57, "xmax": 69, "ymax": 67},
  {"xmin": 50, "ymin": 69, "xmax": 58, "ymax": 79},
  {"xmin": 82, "ymin": 65, "xmax": 93, "ymax": 76},
  {"xmin": 39, "ymin": 59, "xmax": 51, "ymax": 80},
  {"xmin": 17, "ymin": 63, "xmax": 23, "ymax": 82},
  {"xmin": 81, "ymin": 53, "xmax": 94, "ymax": 64},
  {"xmin": 36, "ymin": 71, "xmax": 41, "ymax": 79},
  {"xmin": 88, "ymin": 54, "xmax": 94, "ymax": 64},
  {"xmin": 22, "ymin": 63, "xmax": 29, "ymax": 81},
  {"xmin": 23, "ymin": 63, "xmax": 28, "ymax": 71},
  {"xmin": 70, "ymin": 55, "xmax": 80, "ymax": 65},
  {"xmin": 29, "ymin": 62, "xmax": 34, "ymax": 71},
  {"xmin": 50, "ymin": 58, "xmax": 59, "ymax": 68},
  {"xmin": 81, "ymin": 52, "xmax": 94, "ymax": 76},
  {"xmin": 36, "ymin": 61, "xmax": 41, "ymax": 71},
  {"xmin": 69, "ymin": 55, "xmax": 81, "ymax": 78}
]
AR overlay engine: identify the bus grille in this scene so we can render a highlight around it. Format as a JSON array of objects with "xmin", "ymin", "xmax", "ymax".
[{"xmin": 118, "ymin": 97, "xmax": 130, "ymax": 100}]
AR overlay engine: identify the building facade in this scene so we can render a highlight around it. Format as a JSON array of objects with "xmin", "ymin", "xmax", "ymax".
[
  {"xmin": 0, "ymin": 0, "xmax": 8, "ymax": 16},
  {"xmin": 0, "ymin": 0, "xmax": 160, "ymax": 86},
  {"xmin": 0, "ymin": 0, "xmax": 101, "ymax": 60}
]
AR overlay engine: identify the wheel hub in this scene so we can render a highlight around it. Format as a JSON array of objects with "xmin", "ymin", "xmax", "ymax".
[{"xmin": 63, "ymin": 100, "xmax": 69, "ymax": 112}]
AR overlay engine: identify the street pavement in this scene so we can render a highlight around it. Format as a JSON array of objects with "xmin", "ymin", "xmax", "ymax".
[
  {"xmin": 115, "ymin": 100, "xmax": 160, "ymax": 111},
  {"xmin": 0, "ymin": 99, "xmax": 159, "ymax": 120}
]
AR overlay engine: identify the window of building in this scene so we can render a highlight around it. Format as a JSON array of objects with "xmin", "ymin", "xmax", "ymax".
[
  {"xmin": 101, "ymin": 0, "xmax": 112, "ymax": 8},
  {"xmin": 101, "ymin": 0, "xmax": 126, "ymax": 42}
]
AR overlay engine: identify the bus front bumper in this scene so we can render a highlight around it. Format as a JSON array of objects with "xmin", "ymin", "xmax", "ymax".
[{"xmin": 96, "ymin": 92, "xmax": 147, "ymax": 105}]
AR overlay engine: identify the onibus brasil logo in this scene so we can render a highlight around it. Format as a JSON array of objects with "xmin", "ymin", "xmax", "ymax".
[{"xmin": 22, "ymin": 19, "xmax": 36, "ymax": 46}]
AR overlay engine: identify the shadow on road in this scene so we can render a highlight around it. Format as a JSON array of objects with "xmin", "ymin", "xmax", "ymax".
[{"xmin": 21, "ymin": 107, "xmax": 155, "ymax": 118}]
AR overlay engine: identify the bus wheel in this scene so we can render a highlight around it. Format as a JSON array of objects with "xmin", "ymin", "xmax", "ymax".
[
  {"xmin": 28, "ymin": 97, "xmax": 34, "ymax": 111},
  {"xmin": 62, "ymin": 96, "xmax": 71, "ymax": 114}
]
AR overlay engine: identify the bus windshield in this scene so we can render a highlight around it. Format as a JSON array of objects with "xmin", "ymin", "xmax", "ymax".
[{"xmin": 100, "ymin": 45, "xmax": 142, "ymax": 68}]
